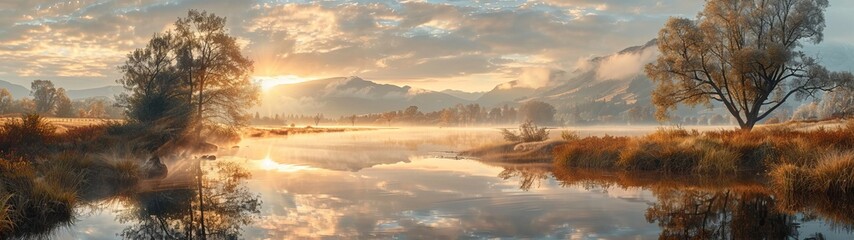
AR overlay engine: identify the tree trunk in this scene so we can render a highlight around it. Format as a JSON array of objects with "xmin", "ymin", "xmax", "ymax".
[{"xmin": 740, "ymin": 118, "xmax": 757, "ymax": 131}]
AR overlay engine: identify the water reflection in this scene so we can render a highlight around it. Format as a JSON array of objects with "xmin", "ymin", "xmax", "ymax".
[
  {"xmin": 115, "ymin": 161, "xmax": 261, "ymax": 239},
  {"xmin": 499, "ymin": 165, "xmax": 854, "ymax": 239},
  {"xmin": 59, "ymin": 128, "xmax": 854, "ymax": 238}
]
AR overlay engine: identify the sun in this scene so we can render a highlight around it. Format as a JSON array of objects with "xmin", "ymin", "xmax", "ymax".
[{"xmin": 255, "ymin": 75, "xmax": 309, "ymax": 90}]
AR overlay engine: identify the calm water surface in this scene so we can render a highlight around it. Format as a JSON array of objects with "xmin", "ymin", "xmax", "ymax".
[{"xmin": 58, "ymin": 127, "xmax": 854, "ymax": 239}]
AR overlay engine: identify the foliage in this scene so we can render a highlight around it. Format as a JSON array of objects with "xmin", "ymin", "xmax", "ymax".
[
  {"xmin": 818, "ymin": 86, "xmax": 854, "ymax": 119},
  {"xmin": 645, "ymin": 0, "xmax": 852, "ymax": 130},
  {"xmin": 30, "ymin": 80, "xmax": 58, "ymax": 115},
  {"xmin": 118, "ymin": 10, "xmax": 258, "ymax": 135},
  {"xmin": 54, "ymin": 88, "xmax": 74, "ymax": 117},
  {"xmin": 176, "ymin": 10, "xmax": 259, "ymax": 129},
  {"xmin": 560, "ymin": 130, "xmax": 580, "ymax": 142},
  {"xmin": 518, "ymin": 100, "xmax": 556, "ymax": 125},
  {"xmin": 0, "ymin": 89, "xmax": 12, "ymax": 115},
  {"xmin": 0, "ymin": 114, "xmax": 57, "ymax": 160},
  {"xmin": 501, "ymin": 120, "xmax": 549, "ymax": 143}
]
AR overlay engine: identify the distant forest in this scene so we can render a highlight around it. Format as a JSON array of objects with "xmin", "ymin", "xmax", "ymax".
[{"xmin": 0, "ymin": 80, "xmax": 123, "ymax": 119}]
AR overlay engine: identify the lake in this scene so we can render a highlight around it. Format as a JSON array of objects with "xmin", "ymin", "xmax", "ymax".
[{"xmin": 56, "ymin": 127, "xmax": 854, "ymax": 239}]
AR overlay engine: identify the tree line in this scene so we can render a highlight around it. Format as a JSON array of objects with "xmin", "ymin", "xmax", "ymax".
[
  {"xmin": 0, "ymin": 80, "xmax": 122, "ymax": 118},
  {"xmin": 251, "ymin": 101, "xmax": 559, "ymax": 127}
]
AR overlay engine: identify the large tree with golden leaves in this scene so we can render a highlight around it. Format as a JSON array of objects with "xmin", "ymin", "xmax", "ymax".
[{"xmin": 646, "ymin": 0, "xmax": 853, "ymax": 130}]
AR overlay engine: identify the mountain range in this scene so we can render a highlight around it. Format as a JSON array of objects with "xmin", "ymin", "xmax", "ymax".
[
  {"xmin": 258, "ymin": 77, "xmax": 471, "ymax": 116},
  {"xmin": 256, "ymin": 39, "xmax": 665, "ymax": 118}
]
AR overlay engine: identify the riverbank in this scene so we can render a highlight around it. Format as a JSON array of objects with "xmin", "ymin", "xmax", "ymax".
[
  {"xmin": 557, "ymin": 121, "xmax": 854, "ymax": 196},
  {"xmin": 245, "ymin": 126, "xmax": 383, "ymax": 137},
  {"xmin": 462, "ymin": 120, "xmax": 854, "ymax": 197}
]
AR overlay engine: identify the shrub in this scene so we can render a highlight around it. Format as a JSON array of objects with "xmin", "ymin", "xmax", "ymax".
[
  {"xmin": 0, "ymin": 114, "xmax": 57, "ymax": 160},
  {"xmin": 560, "ymin": 130, "xmax": 580, "ymax": 142},
  {"xmin": 501, "ymin": 120, "xmax": 549, "ymax": 143}
]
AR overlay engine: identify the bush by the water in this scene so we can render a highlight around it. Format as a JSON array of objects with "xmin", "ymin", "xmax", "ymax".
[{"xmin": 501, "ymin": 120, "xmax": 549, "ymax": 143}]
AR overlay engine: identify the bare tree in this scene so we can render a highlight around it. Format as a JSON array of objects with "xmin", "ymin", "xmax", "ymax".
[
  {"xmin": 381, "ymin": 112, "xmax": 395, "ymax": 126},
  {"xmin": 313, "ymin": 113, "xmax": 322, "ymax": 126},
  {"xmin": 645, "ymin": 0, "xmax": 853, "ymax": 130}
]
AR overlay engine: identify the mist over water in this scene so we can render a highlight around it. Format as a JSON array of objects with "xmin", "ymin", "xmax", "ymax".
[{"xmin": 57, "ymin": 127, "xmax": 854, "ymax": 239}]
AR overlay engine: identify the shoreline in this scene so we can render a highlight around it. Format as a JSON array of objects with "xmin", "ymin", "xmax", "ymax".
[{"xmin": 244, "ymin": 126, "xmax": 386, "ymax": 137}]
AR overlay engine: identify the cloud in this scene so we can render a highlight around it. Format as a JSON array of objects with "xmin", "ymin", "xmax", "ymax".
[
  {"xmin": 3, "ymin": 0, "xmax": 851, "ymax": 91},
  {"xmin": 515, "ymin": 67, "xmax": 567, "ymax": 89},
  {"xmin": 595, "ymin": 45, "xmax": 658, "ymax": 80}
]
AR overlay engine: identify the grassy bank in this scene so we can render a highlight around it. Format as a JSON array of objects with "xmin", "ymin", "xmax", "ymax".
[
  {"xmin": 245, "ymin": 126, "xmax": 380, "ymax": 138},
  {"xmin": 551, "ymin": 122, "xmax": 854, "ymax": 197},
  {"xmin": 0, "ymin": 115, "xmax": 146, "ymax": 237}
]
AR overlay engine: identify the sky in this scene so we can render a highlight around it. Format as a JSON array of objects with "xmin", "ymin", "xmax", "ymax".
[{"xmin": 1, "ymin": 0, "xmax": 853, "ymax": 92}]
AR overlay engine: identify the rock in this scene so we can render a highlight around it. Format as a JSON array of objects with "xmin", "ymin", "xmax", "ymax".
[
  {"xmin": 143, "ymin": 156, "xmax": 168, "ymax": 179},
  {"xmin": 201, "ymin": 155, "xmax": 217, "ymax": 160}
]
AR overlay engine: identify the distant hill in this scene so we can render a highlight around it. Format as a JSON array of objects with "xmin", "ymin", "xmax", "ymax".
[
  {"xmin": 0, "ymin": 79, "xmax": 123, "ymax": 100},
  {"xmin": 66, "ymin": 85, "xmax": 124, "ymax": 99},
  {"xmin": 440, "ymin": 89, "xmax": 485, "ymax": 101},
  {"xmin": 0, "ymin": 80, "xmax": 29, "ymax": 98},
  {"xmin": 475, "ymin": 80, "xmax": 538, "ymax": 107},
  {"xmin": 259, "ymin": 76, "xmax": 471, "ymax": 116},
  {"xmin": 476, "ymin": 40, "xmax": 660, "ymax": 111}
]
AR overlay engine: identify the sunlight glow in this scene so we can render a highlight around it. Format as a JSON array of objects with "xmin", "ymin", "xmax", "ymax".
[
  {"xmin": 255, "ymin": 75, "xmax": 309, "ymax": 90},
  {"xmin": 259, "ymin": 157, "xmax": 315, "ymax": 173}
]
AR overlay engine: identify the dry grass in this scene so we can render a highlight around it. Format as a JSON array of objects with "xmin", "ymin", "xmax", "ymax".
[
  {"xmin": 811, "ymin": 151, "xmax": 854, "ymax": 194},
  {"xmin": 245, "ymin": 126, "xmax": 378, "ymax": 138},
  {"xmin": 0, "ymin": 160, "xmax": 77, "ymax": 238},
  {"xmin": 0, "ymin": 194, "xmax": 13, "ymax": 233},
  {"xmin": 554, "ymin": 135, "xmax": 629, "ymax": 169},
  {"xmin": 771, "ymin": 151, "xmax": 854, "ymax": 196},
  {"xmin": 553, "ymin": 120, "xmax": 854, "ymax": 179}
]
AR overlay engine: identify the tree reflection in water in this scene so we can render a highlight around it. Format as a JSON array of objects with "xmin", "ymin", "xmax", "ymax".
[
  {"xmin": 494, "ymin": 164, "xmax": 854, "ymax": 240},
  {"xmin": 647, "ymin": 189, "xmax": 797, "ymax": 239},
  {"xmin": 117, "ymin": 161, "xmax": 261, "ymax": 239}
]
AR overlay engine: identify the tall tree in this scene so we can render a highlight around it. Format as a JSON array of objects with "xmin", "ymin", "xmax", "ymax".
[
  {"xmin": 118, "ymin": 32, "xmax": 189, "ymax": 123},
  {"xmin": 31, "ymin": 80, "xmax": 57, "ymax": 115},
  {"xmin": 645, "ymin": 0, "xmax": 853, "ymax": 130},
  {"xmin": 518, "ymin": 100, "xmax": 556, "ymax": 125},
  {"xmin": 175, "ymin": 10, "xmax": 258, "ymax": 131},
  {"xmin": 54, "ymin": 88, "xmax": 74, "ymax": 117},
  {"xmin": 0, "ymin": 89, "xmax": 12, "ymax": 114}
]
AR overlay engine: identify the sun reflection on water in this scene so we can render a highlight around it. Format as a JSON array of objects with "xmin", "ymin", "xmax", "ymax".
[{"xmin": 258, "ymin": 157, "xmax": 316, "ymax": 172}]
